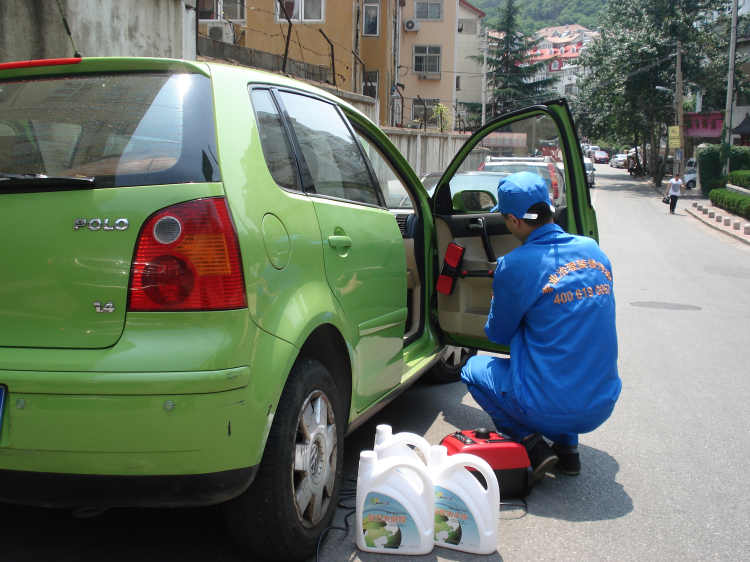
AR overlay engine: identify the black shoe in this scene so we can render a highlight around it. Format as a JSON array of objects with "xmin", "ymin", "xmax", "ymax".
[
  {"xmin": 523, "ymin": 434, "xmax": 558, "ymax": 483},
  {"xmin": 553, "ymin": 444, "xmax": 581, "ymax": 476}
]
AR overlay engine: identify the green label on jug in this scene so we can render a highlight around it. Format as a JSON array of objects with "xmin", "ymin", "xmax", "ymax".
[
  {"xmin": 434, "ymin": 486, "xmax": 479, "ymax": 548},
  {"xmin": 362, "ymin": 492, "xmax": 419, "ymax": 550}
]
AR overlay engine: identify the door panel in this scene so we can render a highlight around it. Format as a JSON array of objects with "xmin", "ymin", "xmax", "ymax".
[
  {"xmin": 434, "ymin": 214, "xmax": 520, "ymax": 339},
  {"xmin": 432, "ymin": 102, "xmax": 594, "ymax": 350},
  {"xmin": 276, "ymin": 90, "xmax": 407, "ymax": 411}
]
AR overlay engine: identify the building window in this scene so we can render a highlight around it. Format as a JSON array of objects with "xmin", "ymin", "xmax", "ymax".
[
  {"xmin": 414, "ymin": 45, "xmax": 441, "ymax": 74},
  {"xmin": 363, "ymin": 0, "xmax": 379, "ymax": 36},
  {"xmin": 363, "ymin": 70, "xmax": 379, "ymax": 99},
  {"xmin": 198, "ymin": 0, "xmax": 245, "ymax": 19},
  {"xmin": 415, "ymin": 0, "xmax": 442, "ymax": 20},
  {"xmin": 457, "ymin": 18, "xmax": 476, "ymax": 34},
  {"xmin": 276, "ymin": 0, "xmax": 324, "ymax": 22},
  {"xmin": 456, "ymin": 76, "xmax": 461, "ymax": 91},
  {"xmin": 411, "ymin": 98, "xmax": 440, "ymax": 126}
]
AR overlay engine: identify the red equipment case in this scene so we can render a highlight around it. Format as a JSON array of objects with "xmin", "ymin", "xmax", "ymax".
[{"xmin": 440, "ymin": 428, "xmax": 532, "ymax": 498}]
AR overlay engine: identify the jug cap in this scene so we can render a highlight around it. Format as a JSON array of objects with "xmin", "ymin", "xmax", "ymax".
[{"xmin": 374, "ymin": 424, "xmax": 393, "ymax": 446}]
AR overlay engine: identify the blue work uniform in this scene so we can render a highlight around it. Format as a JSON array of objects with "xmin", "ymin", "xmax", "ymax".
[{"xmin": 461, "ymin": 223, "xmax": 621, "ymax": 447}]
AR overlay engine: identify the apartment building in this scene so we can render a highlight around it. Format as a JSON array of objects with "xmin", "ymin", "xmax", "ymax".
[
  {"xmin": 529, "ymin": 24, "xmax": 598, "ymax": 98},
  {"xmin": 398, "ymin": 0, "xmax": 484, "ymax": 129},
  {"xmin": 455, "ymin": 1, "xmax": 486, "ymax": 129}
]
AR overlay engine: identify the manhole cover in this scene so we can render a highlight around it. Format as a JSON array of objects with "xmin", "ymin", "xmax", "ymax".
[{"xmin": 630, "ymin": 301, "xmax": 702, "ymax": 311}]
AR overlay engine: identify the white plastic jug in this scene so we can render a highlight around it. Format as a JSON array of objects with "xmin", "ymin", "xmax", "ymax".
[
  {"xmin": 356, "ymin": 450, "xmax": 434, "ymax": 555},
  {"xmin": 429, "ymin": 444, "xmax": 500, "ymax": 555},
  {"xmin": 373, "ymin": 424, "xmax": 431, "ymax": 465}
]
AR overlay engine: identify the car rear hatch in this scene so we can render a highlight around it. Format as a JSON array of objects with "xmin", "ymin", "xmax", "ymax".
[{"xmin": 0, "ymin": 59, "xmax": 224, "ymax": 348}]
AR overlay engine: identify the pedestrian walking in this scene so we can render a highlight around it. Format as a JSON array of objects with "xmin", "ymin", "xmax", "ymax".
[{"xmin": 665, "ymin": 173, "xmax": 683, "ymax": 214}]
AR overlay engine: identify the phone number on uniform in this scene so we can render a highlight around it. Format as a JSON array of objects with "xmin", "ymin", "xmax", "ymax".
[{"xmin": 553, "ymin": 284, "xmax": 611, "ymax": 304}]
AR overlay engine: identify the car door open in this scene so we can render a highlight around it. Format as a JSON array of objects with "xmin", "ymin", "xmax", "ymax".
[{"xmin": 431, "ymin": 101, "xmax": 597, "ymax": 351}]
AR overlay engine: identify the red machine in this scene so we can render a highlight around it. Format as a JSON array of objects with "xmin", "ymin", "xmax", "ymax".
[{"xmin": 440, "ymin": 428, "xmax": 532, "ymax": 498}]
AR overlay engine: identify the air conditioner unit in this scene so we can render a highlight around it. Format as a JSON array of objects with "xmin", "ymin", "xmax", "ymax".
[
  {"xmin": 403, "ymin": 19, "xmax": 420, "ymax": 32},
  {"xmin": 203, "ymin": 20, "xmax": 234, "ymax": 44}
]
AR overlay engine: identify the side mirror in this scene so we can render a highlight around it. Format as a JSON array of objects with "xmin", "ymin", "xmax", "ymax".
[{"xmin": 452, "ymin": 189, "xmax": 497, "ymax": 213}]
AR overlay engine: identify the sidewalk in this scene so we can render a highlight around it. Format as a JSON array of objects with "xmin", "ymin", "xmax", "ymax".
[
  {"xmin": 649, "ymin": 181, "xmax": 750, "ymax": 245},
  {"xmin": 684, "ymin": 200, "xmax": 750, "ymax": 245}
]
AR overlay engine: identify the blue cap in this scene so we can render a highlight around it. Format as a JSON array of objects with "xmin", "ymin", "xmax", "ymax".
[{"xmin": 491, "ymin": 171, "xmax": 554, "ymax": 218}]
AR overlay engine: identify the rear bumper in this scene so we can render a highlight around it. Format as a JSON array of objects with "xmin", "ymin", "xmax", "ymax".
[
  {"xmin": 0, "ymin": 465, "xmax": 257, "ymax": 508},
  {"xmin": 0, "ymin": 373, "xmax": 268, "ymax": 503}
]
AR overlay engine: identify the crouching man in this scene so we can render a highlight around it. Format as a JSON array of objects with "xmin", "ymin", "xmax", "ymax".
[{"xmin": 461, "ymin": 171, "xmax": 621, "ymax": 482}]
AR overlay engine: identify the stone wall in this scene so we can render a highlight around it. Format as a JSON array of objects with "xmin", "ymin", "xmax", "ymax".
[{"xmin": 0, "ymin": 0, "xmax": 196, "ymax": 62}]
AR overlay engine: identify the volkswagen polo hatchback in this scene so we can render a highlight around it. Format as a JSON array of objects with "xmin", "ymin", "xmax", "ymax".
[{"xmin": 0, "ymin": 57, "xmax": 598, "ymax": 561}]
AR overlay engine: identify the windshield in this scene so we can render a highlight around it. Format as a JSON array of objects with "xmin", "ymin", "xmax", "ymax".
[{"xmin": 0, "ymin": 72, "xmax": 219, "ymax": 189}]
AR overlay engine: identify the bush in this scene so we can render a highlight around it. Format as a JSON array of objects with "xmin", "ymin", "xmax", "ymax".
[
  {"xmin": 728, "ymin": 170, "xmax": 750, "ymax": 188},
  {"xmin": 702, "ymin": 176, "xmax": 726, "ymax": 195},
  {"xmin": 697, "ymin": 145, "xmax": 750, "ymax": 194},
  {"xmin": 708, "ymin": 188, "xmax": 750, "ymax": 220}
]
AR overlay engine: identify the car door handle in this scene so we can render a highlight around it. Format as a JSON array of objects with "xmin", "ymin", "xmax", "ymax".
[
  {"xmin": 327, "ymin": 235, "xmax": 352, "ymax": 249},
  {"xmin": 468, "ymin": 218, "xmax": 495, "ymax": 262}
]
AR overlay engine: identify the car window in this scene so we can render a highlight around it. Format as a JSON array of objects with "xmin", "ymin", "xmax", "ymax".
[
  {"xmin": 436, "ymin": 113, "xmax": 568, "ymax": 216},
  {"xmin": 250, "ymin": 89, "xmax": 299, "ymax": 190},
  {"xmin": 355, "ymin": 131, "xmax": 414, "ymax": 209},
  {"xmin": 0, "ymin": 72, "xmax": 220, "ymax": 189},
  {"xmin": 278, "ymin": 92, "xmax": 380, "ymax": 206}
]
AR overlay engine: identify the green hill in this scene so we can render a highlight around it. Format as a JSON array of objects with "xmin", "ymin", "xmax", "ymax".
[{"xmin": 472, "ymin": 0, "xmax": 608, "ymax": 33}]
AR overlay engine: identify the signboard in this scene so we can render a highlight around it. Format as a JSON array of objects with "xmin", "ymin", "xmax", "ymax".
[
  {"xmin": 684, "ymin": 112, "xmax": 723, "ymax": 138},
  {"xmin": 668, "ymin": 126, "xmax": 681, "ymax": 148}
]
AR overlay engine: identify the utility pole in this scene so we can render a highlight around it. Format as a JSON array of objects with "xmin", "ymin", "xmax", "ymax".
[
  {"xmin": 481, "ymin": 27, "xmax": 488, "ymax": 127},
  {"xmin": 723, "ymin": 0, "xmax": 739, "ymax": 176},
  {"xmin": 675, "ymin": 40, "xmax": 684, "ymax": 176}
]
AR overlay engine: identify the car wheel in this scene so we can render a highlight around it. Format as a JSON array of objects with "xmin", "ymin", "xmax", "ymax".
[
  {"xmin": 424, "ymin": 345, "xmax": 477, "ymax": 384},
  {"xmin": 224, "ymin": 358, "xmax": 344, "ymax": 561},
  {"xmin": 687, "ymin": 180, "xmax": 695, "ymax": 189}
]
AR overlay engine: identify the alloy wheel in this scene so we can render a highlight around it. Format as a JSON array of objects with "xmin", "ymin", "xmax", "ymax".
[{"xmin": 292, "ymin": 390, "xmax": 337, "ymax": 528}]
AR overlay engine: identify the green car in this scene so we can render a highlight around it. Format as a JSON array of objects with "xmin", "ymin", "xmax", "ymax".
[{"xmin": 0, "ymin": 57, "xmax": 597, "ymax": 560}]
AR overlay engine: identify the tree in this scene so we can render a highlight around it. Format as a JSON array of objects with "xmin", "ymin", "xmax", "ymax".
[
  {"xmin": 574, "ymin": 0, "xmax": 736, "ymax": 185},
  {"xmin": 484, "ymin": 0, "xmax": 558, "ymax": 116},
  {"xmin": 432, "ymin": 103, "xmax": 452, "ymax": 132}
]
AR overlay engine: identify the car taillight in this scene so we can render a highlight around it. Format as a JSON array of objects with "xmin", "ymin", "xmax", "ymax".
[
  {"xmin": 129, "ymin": 198, "xmax": 247, "ymax": 311},
  {"xmin": 547, "ymin": 163, "xmax": 559, "ymax": 201}
]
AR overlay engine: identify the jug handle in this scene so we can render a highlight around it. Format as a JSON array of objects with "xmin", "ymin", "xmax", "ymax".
[
  {"xmin": 388, "ymin": 432, "xmax": 431, "ymax": 464},
  {"xmin": 376, "ymin": 457, "xmax": 434, "ymax": 504},
  {"xmin": 444, "ymin": 453, "xmax": 500, "ymax": 507}
]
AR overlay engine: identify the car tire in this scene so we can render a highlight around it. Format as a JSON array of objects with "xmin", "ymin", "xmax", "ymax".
[
  {"xmin": 424, "ymin": 345, "xmax": 477, "ymax": 384},
  {"xmin": 224, "ymin": 358, "xmax": 344, "ymax": 561},
  {"xmin": 687, "ymin": 180, "xmax": 695, "ymax": 189}
]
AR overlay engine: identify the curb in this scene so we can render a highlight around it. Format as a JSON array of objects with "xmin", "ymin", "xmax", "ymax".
[
  {"xmin": 685, "ymin": 203, "xmax": 750, "ymax": 246},
  {"xmin": 648, "ymin": 181, "xmax": 750, "ymax": 245}
]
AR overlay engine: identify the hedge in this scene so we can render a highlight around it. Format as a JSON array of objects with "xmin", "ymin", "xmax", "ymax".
[
  {"xmin": 728, "ymin": 170, "xmax": 750, "ymax": 188},
  {"xmin": 697, "ymin": 145, "xmax": 750, "ymax": 194},
  {"xmin": 708, "ymin": 188, "xmax": 750, "ymax": 220}
]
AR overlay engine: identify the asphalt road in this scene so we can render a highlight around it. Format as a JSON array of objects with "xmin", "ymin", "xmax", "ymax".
[{"xmin": 3, "ymin": 164, "xmax": 750, "ymax": 561}]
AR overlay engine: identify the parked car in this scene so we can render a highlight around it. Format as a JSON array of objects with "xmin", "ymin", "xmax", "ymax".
[
  {"xmin": 610, "ymin": 154, "xmax": 627, "ymax": 168},
  {"xmin": 593, "ymin": 150, "xmax": 610, "ymax": 164},
  {"xmin": 683, "ymin": 168, "xmax": 697, "ymax": 189},
  {"xmin": 586, "ymin": 145, "xmax": 600, "ymax": 158},
  {"xmin": 584, "ymin": 157, "xmax": 596, "ymax": 187},
  {"xmin": 478, "ymin": 157, "xmax": 567, "ymax": 209},
  {"xmin": 0, "ymin": 56, "xmax": 598, "ymax": 561}
]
